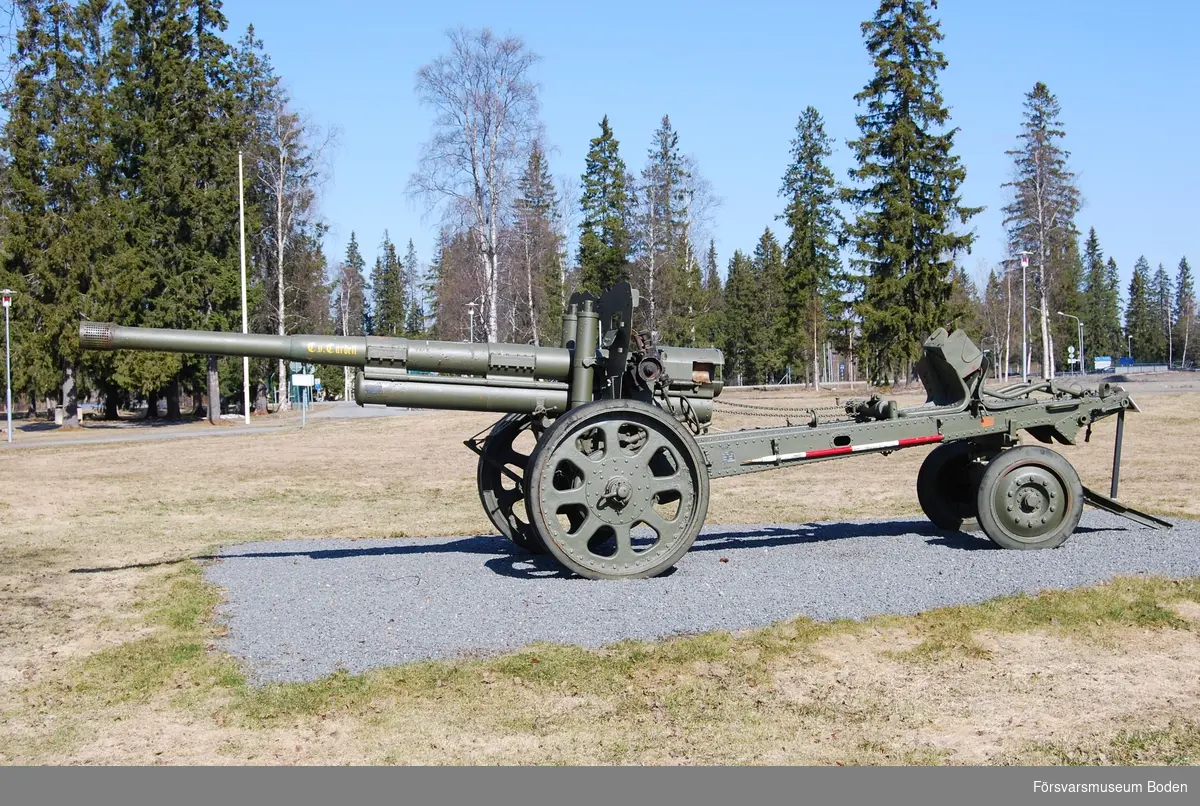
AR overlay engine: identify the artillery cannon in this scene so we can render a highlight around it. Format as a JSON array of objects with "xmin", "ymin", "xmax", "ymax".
[{"xmin": 80, "ymin": 282, "xmax": 1168, "ymax": 580}]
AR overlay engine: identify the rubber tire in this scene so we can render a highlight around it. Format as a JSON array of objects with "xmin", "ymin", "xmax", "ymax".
[
  {"xmin": 975, "ymin": 446, "xmax": 1084, "ymax": 550},
  {"xmin": 916, "ymin": 442, "xmax": 981, "ymax": 532},
  {"xmin": 476, "ymin": 414, "xmax": 548, "ymax": 554},
  {"xmin": 525, "ymin": 399, "xmax": 710, "ymax": 580}
]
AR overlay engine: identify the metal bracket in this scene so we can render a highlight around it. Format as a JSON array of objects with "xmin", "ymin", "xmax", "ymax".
[
  {"xmin": 1082, "ymin": 485, "xmax": 1172, "ymax": 530},
  {"xmin": 368, "ymin": 343, "xmax": 408, "ymax": 365}
]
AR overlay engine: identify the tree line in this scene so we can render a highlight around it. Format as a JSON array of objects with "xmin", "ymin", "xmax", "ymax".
[
  {"xmin": 2, "ymin": 1, "xmax": 1195, "ymax": 427},
  {"xmin": 416, "ymin": 1, "xmax": 1195, "ymax": 391},
  {"xmin": 0, "ymin": 0, "xmax": 350, "ymax": 422}
]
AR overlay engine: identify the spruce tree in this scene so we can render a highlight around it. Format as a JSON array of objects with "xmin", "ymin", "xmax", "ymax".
[
  {"xmin": 1080, "ymin": 228, "xmax": 1122, "ymax": 361},
  {"xmin": 578, "ymin": 116, "xmax": 632, "ymax": 294},
  {"xmin": 722, "ymin": 250, "xmax": 756, "ymax": 384},
  {"xmin": 780, "ymin": 106, "xmax": 844, "ymax": 389},
  {"xmin": 635, "ymin": 115, "xmax": 688, "ymax": 335},
  {"xmin": 330, "ymin": 233, "xmax": 367, "ymax": 400},
  {"xmin": 1174, "ymin": 257, "xmax": 1194, "ymax": 366},
  {"xmin": 843, "ymin": 0, "xmax": 980, "ymax": 382},
  {"xmin": 1, "ymin": 0, "xmax": 66, "ymax": 415},
  {"xmin": 73, "ymin": 0, "xmax": 138, "ymax": 419},
  {"xmin": 750, "ymin": 228, "xmax": 787, "ymax": 383},
  {"xmin": 106, "ymin": 0, "xmax": 247, "ymax": 417},
  {"xmin": 370, "ymin": 231, "xmax": 406, "ymax": 336},
  {"xmin": 403, "ymin": 239, "xmax": 426, "ymax": 337},
  {"xmin": 1104, "ymin": 257, "xmax": 1122, "ymax": 358},
  {"xmin": 1003, "ymin": 82, "xmax": 1081, "ymax": 376},
  {"xmin": 515, "ymin": 141, "xmax": 564, "ymax": 344},
  {"xmin": 1151, "ymin": 263, "xmax": 1172, "ymax": 364},
  {"xmin": 1125, "ymin": 257, "xmax": 1155, "ymax": 361},
  {"xmin": 697, "ymin": 240, "xmax": 723, "ymax": 348},
  {"xmin": 339, "ymin": 233, "xmax": 369, "ymax": 336}
]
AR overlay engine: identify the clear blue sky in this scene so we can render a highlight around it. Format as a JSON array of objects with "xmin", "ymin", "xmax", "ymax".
[{"xmin": 223, "ymin": 0, "xmax": 1199, "ymax": 298}]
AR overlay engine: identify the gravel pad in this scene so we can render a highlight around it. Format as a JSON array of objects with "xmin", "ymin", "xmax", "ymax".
[{"xmin": 205, "ymin": 511, "xmax": 1200, "ymax": 683}]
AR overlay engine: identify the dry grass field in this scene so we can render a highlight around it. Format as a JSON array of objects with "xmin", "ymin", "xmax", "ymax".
[{"xmin": 0, "ymin": 384, "xmax": 1198, "ymax": 765}]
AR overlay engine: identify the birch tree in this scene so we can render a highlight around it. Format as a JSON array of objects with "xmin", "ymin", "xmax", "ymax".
[
  {"xmin": 409, "ymin": 27, "xmax": 541, "ymax": 343},
  {"xmin": 255, "ymin": 89, "xmax": 336, "ymax": 410}
]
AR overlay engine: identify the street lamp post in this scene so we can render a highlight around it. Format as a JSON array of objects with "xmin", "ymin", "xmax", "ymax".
[
  {"xmin": 2, "ymin": 289, "xmax": 12, "ymax": 443},
  {"xmin": 1127, "ymin": 334, "xmax": 1133, "ymax": 360},
  {"xmin": 466, "ymin": 301, "xmax": 477, "ymax": 343},
  {"xmin": 1018, "ymin": 251, "xmax": 1031, "ymax": 382},
  {"xmin": 1057, "ymin": 312, "xmax": 1084, "ymax": 375}
]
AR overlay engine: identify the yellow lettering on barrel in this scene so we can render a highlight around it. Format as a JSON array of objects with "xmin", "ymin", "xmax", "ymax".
[{"xmin": 306, "ymin": 342, "xmax": 316, "ymax": 353}]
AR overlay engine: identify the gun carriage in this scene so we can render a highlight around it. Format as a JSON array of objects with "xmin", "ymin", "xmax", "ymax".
[{"xmin": 80, "ymin": 282, "xmax": 1168, "ymax": 580}]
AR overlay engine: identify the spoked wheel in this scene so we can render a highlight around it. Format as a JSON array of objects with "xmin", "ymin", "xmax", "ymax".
[
  {"xmin": 476, "ymin": 414, "xmax": 548, "ymax": 554},
  {"xmin": 975, "ymin": 446, "xmax": 1084, "ymax": 549},
  {"xmin": 525, "ymin": 400, "xmax": 709, "ymax": 580},
  {"xmin": 917, "ymin": 441, "xmax": 987, "ymax": 531}
]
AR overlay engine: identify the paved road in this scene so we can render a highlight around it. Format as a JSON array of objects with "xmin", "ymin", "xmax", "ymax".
[
  {"xmin": 0, "ymin": 402, "xmax": 425, "ymax": 450},
  {"xmin": 309, "ymin": 402, "xmax": 424, "ymax": 419},
  {"xmin": 204, "ymin": 511, "xmax": 1200, "ymax": 683}
]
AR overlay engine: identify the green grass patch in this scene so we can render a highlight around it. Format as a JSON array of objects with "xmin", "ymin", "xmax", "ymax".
[
  {"xmin": 15, "ymin": 564, "xmax": 1200, "ymax": 765},
  {"xmin": 30, "ymin": 565, "xmax": 243, "ymax": 709},
  {"xmin": 1025, "ymin": 721, "xmax": 1200, "ymax": 765},
  {"xmin": 885, "ymin": 577, "xmax": 1199, "ymax": 663}
]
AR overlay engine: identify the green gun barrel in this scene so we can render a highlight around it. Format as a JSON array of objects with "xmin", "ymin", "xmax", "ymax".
[{"xmin": 78, "ymin": 322, "xmax": 573, "ymax": 381}]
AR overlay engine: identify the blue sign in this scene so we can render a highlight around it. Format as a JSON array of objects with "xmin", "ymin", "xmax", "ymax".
[{"xmin": 1118, "ymin": 356, "xmax": 1134, "ymax": 367}]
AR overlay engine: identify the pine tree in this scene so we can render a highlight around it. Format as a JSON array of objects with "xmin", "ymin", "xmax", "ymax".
[
  {"xmin": 779, "ymin": 106, "xmax": 843, "ymax": 389},
  {"xmin": 578, "ymin": 116, "xmax": 631, "ymax": 294},
  {"xmin": 1003, "ymin": 82, "xmax": 1081, "ymax": 378},
  {"xmin": 843, "ymin": 0, "xmax": 980, "ymax": 383},
  {"xmin": 1125, "ymin": 257, "xmax": 1155, "ymax": 362},
  {"xmin": 1174, "ymin": 257, "xmax": 1194, "ymax": 366}
]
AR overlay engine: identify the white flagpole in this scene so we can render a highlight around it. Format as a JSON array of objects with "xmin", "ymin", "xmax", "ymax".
[{"xmin": 239, "ymin": 151, "xmax": 250, "ymax": 425}]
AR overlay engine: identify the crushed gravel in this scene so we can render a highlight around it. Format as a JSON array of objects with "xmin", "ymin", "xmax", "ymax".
[{"xmin": 203, "ymin": 511, "xmax": 1200, "ymax": 683}]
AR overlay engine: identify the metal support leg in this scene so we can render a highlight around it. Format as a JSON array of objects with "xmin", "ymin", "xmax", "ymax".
[{"xmin": 1110, "ymin": 408, "xmax": 1125, "ymax": 499}]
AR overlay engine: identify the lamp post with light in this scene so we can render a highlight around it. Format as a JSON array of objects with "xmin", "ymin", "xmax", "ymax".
[{"xmin": 466, "ymin": 301, "xmax": 477, "ymax": 343}]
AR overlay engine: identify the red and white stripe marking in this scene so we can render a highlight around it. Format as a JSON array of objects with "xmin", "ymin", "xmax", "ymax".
[{"xmin": 742, "ymin": 434, "xmax": 944, "ymax": 466}]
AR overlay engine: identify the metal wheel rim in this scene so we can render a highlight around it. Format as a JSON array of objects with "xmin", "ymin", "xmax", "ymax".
[
  {"xmin": 991, "ymin": 463, "xmax": 1069, "ymax": 543},
  {"xmin": 533, "ymin": 410, "xmax": 703, "ymax": 575},
  {"xmin": 477, "ymin": 415, "xmax": 541, "ymax": 549}
]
